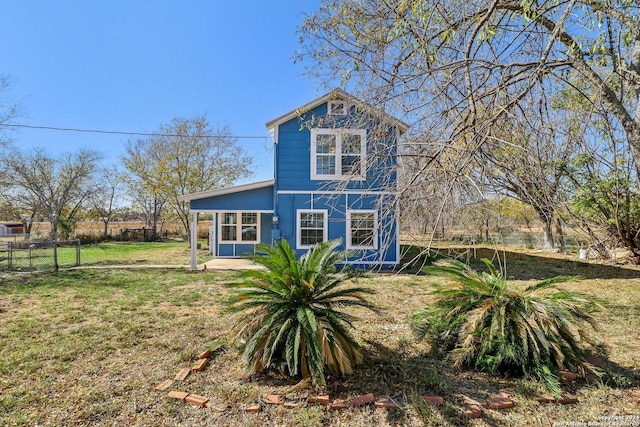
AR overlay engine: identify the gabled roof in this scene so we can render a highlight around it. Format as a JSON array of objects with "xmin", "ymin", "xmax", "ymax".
[
  {"xmin": 265, "ymin": 88, "xmax": 409, "ymax": 133},
  {"xmin": 178, "ymin": 179, "xmax": 275, "ymax": 202}
]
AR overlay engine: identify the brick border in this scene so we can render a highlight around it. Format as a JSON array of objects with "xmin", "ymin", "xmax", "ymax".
[{"xmin": 155, "ymin": 347, "xmax": 582, "ymax": 419}]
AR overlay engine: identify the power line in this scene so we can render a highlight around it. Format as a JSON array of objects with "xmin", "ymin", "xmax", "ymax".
[{"xmin": 0, "ymin": 123, "xmax": 269, "ymax": 139}]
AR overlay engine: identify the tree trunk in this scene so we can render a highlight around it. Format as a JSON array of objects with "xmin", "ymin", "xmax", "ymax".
[
  {"xmin": 542, "ymin": 219, "xmax": 555, "ymax": 251},
  {"xmin": 177, "ymin": 201, "xmax": 191, "ymax": 245},
  {"xmin": 51, "ymin": 220, "xmax": 59, "ymax": 272},
  {"xmin": 152, "ymin": 199, "xmax": 161, "ymax": 240},
  {"xmin": 555, "ymin": 217, "xmax": 566, "ymax": 254},
  {"xmin": 630, "ymin": 33, "xmax": 640, "ymax": 177},
  {"xmin": 535, "ymin": 208, "xmax": 555, "ymax": 251},
  {"xmin": 484, "ymin": 218, "xmax": 489, "ymax": 242}
]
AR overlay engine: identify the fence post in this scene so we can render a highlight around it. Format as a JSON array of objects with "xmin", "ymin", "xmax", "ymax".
[
  {"xmin": 75, "ymin": 239, "xmax": 81, "ymax": 266},
  {"xmin": 7, "ymin": 242, "xmax": 12, "ymax": 268}
]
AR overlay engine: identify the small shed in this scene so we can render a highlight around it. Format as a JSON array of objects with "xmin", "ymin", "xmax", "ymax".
[{"xmin": 0, "ymin": 223, "xmax": 26, "ymax": 236}]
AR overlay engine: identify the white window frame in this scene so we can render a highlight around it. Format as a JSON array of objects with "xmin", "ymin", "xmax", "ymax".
[
  {"xmin": 347, "ymin": 210, "xmax": 378, "ymax": 250},
  {"xmin": 297, "ymin": 209, "xmax": 328, "ymax": 249},
  {"xmin": 328, "ymin": 100, "xmax": 349, "ymax": 116},
  {"xmin": 310, "ymin": 128, "xmax": 366, "ymax": 180},
  {"xmin": 219, "ymin": 211, "xmax": 260, "ymax": 244}
]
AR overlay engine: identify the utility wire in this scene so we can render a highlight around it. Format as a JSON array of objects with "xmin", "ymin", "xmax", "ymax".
[{"xmin": 0, "ymin": 123, "xmax": 269, "ymax": 139}]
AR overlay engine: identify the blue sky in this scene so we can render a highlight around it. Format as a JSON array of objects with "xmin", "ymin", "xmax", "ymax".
[{"xmin": 0, "ymin": 1, "xmax": 324, "ymax": 183}]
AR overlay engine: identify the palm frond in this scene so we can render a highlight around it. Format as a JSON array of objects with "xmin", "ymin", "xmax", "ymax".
[
  {"xmin": 226, "ymin": 238, "xmax": 376, "ymax": 387},
  {"xmin": 412, "ymin": 257, "xmax": 604, "ymax": 393}
]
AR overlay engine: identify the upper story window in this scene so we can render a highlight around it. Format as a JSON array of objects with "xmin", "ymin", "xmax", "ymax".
[{"xmin": 310, "ymin": 128, "xmax": 366, "ymax": 180}]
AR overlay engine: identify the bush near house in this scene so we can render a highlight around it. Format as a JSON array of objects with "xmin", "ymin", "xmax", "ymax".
[
  {"xmin": 225, "ymin": 239, "xmax": 377, "ymax": 387},
  {"xmin": 411, "ymin": 258, "xmax": 604, "ymax": 394}
]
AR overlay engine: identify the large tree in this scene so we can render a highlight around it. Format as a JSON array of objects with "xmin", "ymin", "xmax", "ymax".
[
  {"xmin": 121, "ymin": 115, "xmax": 253, "ymax": 240},
  {"xmin": 0, "ymin": 74, "xmax": 24, "ymax": 218},
  {"xmin": 0, "ymin": 73, "xmax": 21, "ymax": 147},
  {"xmin": 1, "ymin": 148, "xmax": 101, "ymax": 270},
  {"xmin": 124, "ymin": 175, "xmax": 166, "ymax": 238},
  {"xmin": 87, "ymin": 166, "xmax": 126, "ymax": 238},
  {"xmin": 476, "ymin": 95, "xmax": 576, "ymax": 251},
  {"xmin": 299, "ymin": 0, "xmax": 640, "ymax": 246}
]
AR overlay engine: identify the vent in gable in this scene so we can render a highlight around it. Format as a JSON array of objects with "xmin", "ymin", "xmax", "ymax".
[{"xmin": 328, "ymin": 101, "xmax": 348, "ymax": 116}]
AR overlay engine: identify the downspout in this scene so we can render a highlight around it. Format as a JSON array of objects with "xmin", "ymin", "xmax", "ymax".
[
  {"xmin": 395, "ymin": 126, "xmax": 401, "ymax": 265},
  {"xmin": 271, "ymin": 126, "xmax": 281, "ymax": 243}
]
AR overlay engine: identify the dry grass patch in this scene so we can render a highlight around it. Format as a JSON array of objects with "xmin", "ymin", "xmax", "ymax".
[{"xmin": 1, "ymin": 249, "xmax": 639, "ymax": 426}]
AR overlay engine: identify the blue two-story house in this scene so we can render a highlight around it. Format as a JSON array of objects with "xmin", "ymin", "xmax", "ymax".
[{"xmin": 180, "ymin": 89, "xmax": 408, "ymax": 269}]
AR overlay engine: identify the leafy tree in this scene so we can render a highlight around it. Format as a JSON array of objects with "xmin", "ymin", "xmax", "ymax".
[
  {"xmin": 87, "ymin": 166, "xmax": 126, "ymax": 238},
  {"xmin": 56, "ymin": 215, "xmax": 77, "ymax": 240},
  {"xmin": 476, "ymin": 102, "xmax": 575, "ymax": 251},
  {"xmin": 411, "ymin": 258, "xmax": 603, "ymax": 394},
  {"xmin": 0, "ymin": 74, "xmax": 24, "ymax": 218},
  {"xmin": 121, "ymin": 115, "xmax": 253, "ymax": 241},
  {"xmin": 0, "ymin": 148, "xmax": 101, "ymax": 270},
  {"xmin": 226, "ymin": 239, "xmax": 377, "ymax": 387},
  {"xmin": 552, "ymin": 73, "xmax": 640, "ymax": 257},
  {"xmin": 123, "ymin": 176, "xmax": 166, "ymax": 239},
  {"xmin": 0, "ymin": 198, "xmax": 24, "ymax": 222},
  {"xmin": 569, "ymin": 149, "xmax": 640, "ymax": 258},
  {"xmin": 0, "ymin": 73, "xmax": 22, "ymax": 148},
  {"xmin": 299, "ymin": 0, "xmax": 640, "ymax": 245},
  {"xmin": 498, "ymin": 198, "xmax": 537, "ymax": 232}
]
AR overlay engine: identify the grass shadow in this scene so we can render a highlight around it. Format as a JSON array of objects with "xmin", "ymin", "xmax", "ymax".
[
  {"xmin": 354, "ymin": 339, "xmax": 640, "ymax": 426},
  {"xmin": 342, "ymin": 339, "xmax": 521, "ymax": 426},
  {"xmin": 400, "ymin": 244, "xmax": 640, "ymax": 280}
]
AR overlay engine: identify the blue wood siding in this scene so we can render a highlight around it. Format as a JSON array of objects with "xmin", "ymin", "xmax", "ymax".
[
  {"xmin": 191, "ymin": 185, "xmax": 274, "ymax": 211},
  {"xmin": 185, "ymin": 93, "xmax": 401, "ymax": 267},
  {"xmin": 275, "ymin": 192, "xmax": 398, "ymax": 266},
  {"xmin": 260, "ymin": 213, "xmax": 272, "ymax": 243},
  {"xmin": 275, "ymin": 103, "xmax": 398, "ymax": 193},
  {"xmin": 217, "ymin": 244, "xmax": 256, "ymax": 257},
  {"xmin": 270, "ymin": 98, "xmax": 401, "ymax": 267}
]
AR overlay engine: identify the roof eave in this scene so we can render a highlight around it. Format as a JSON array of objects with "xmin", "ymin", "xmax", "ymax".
[
  {"xmin": 178, "ymin": 179, "xmax": 275, "ymax": 202},
  {"xmin": 265, "ymin": 88, "xmax": 409, "ymax": 134},
  {"xmin": 265, "ymin": 88, "xmax": 349, "ymax": 131}
]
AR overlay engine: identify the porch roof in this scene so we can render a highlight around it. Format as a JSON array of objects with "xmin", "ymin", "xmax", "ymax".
[{"xmin": 179, "ymin": 179, "xmax": 275, "ymax": 211}]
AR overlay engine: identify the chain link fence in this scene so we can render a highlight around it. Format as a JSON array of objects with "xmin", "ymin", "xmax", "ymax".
[{"xmin": 0, "ymin": 240, "xmax": 81, "ymax": 272}]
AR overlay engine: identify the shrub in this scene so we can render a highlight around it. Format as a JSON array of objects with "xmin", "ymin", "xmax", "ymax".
[
  {"xmin": 411, "ymin": 258, "xmax": 603, "ymax": 393},
  {"xmin": 226, "ymin": 239, "xmax": 377, "ymax": 387}
]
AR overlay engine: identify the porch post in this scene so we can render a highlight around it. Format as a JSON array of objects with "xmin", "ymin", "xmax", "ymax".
[{"xmin": 190, "ymin": 211, "xmax": 198, "ymax": 270}]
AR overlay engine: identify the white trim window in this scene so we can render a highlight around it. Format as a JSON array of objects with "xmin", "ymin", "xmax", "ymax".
[
  {"xmin": 347, "ymin": 210, "xmax": 378, "ymax": 250},
  {"xmin": 310, "ymin": 129, "xmax": 366, "ymax": 180},
  {"xmin": 220, "ymin": 212, "xmax": 259, "ymax": 243},
  {"xmin": 297, "ymin": 209, "xmax": 328, "ymax": 249}
]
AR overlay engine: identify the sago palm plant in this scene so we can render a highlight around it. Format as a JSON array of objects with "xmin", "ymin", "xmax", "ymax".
[
  {"xmin": 226, "ymin": 239, "xmax": 377, "ymax": 387},
  {"xmin": 411, "ymin": 258, "xmax": 603, "ymax": 393}
]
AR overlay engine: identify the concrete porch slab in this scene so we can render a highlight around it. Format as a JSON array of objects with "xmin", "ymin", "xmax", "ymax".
[{"xmin": 201, "ymin": 258, "xmax": 263, "ymax": 271}]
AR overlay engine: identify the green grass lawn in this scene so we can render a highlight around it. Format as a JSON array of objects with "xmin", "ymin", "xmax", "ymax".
[
  {"xmin": 0, "ymin": 247, "xmax": 639, "ymax": 426},
  {"xmin": 2, "ymin": 240, "xmax": 212, "ymax": 271},
  {"xmin": 73, "ymin": 240, "xmax": 213, "ymax": 266}
]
